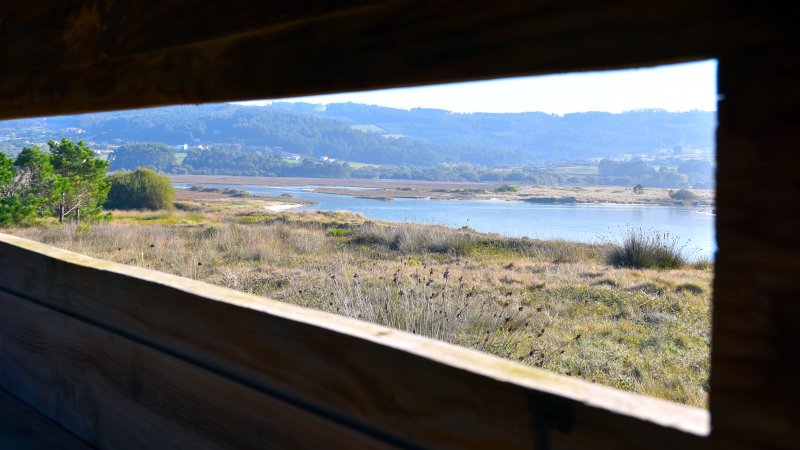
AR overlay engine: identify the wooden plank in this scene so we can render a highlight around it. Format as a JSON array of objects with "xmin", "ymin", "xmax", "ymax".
[
  {"xmin": 0, "ymin": 0, "xmax": 773, "ymax": 120},
  {"xmin": 0, "ymin": 387, "xmax": 92, "ymax": 450},
  {"xmin": 0, "ymin": 287, "xmax": 400, "ymax": 450},
  {"xmin": 0, "ymin": 233, "xmax": 708, "ymax": 449},
  {"xmin": 711, "ymin": 47, "xmax": 800, "ymax": 449}
]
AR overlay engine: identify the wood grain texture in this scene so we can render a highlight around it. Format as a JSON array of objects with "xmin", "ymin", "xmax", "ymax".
[
  {"xmin": 2, "ymin": 1, "xmax": 800, "ymax": 448},
  {"xmin": 0, "ymin": 288, "xmax": 399, "ymax": 450},
  {"xmin": 0, "ymin": 233, "xmax": 709, "ymax": 449},
  {"xmin": 0, "ymin": 388, "xmax": 93, "ymax": 450},
  {"xmin": 0, "ymin": 0, "xmax": 781, "ymax": 120},
  {"xmin": 711, "ymin": 44, "xmax": 800, "ymax": 449}
]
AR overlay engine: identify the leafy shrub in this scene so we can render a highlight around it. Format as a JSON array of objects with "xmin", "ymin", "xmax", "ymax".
[
  {"xmin": 604, "ymin": 226, "xmax": 688, "ymax": 269},
  {"xmin": 495, "ymin": 184, "xmax": 519, "ymax": 193},
  {"xmin": 174, "ymin": 201, "xmax": 204, "ymax": 212},
  {"xmin": 669, "ymin": 189, "xmax": 699, "ymax": 201},
  {"xmin": 105, "ymin": 168, "xmax": 176, "ymax": 210},
  {"xmin": 633, "ymin": 183, "xmax": 645, "ymax": 194}
]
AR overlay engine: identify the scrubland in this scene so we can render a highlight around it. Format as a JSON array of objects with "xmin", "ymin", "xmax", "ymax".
[{"xmin": 2, "ymin": 204, "xmax": 712, "ymax": 408}]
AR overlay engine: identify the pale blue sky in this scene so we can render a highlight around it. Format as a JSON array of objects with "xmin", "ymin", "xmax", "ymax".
[{"xmin": 239, "ymin": 60, "xmax": 717, "ymax": 115}]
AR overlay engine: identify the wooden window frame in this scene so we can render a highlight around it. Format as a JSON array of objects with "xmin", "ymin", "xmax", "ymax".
[{"xmin": 0, "ymin": 1, "xmax": 797, "ymax": 448}]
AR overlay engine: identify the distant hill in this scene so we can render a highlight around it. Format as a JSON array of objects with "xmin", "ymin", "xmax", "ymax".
[
  {"xmin": 267, "ymin": 102, "xmax": 716, "ymax": 161},
  {"xmin": 0, "ymin": 103, "xmax": 715, "ymax": 167},
  {"xmin": 1, "ymin": 104, "xmax": 528, "ymax": 167}
]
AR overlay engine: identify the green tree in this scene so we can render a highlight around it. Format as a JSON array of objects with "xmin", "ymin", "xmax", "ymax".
[
  {"xmin": 106, "ymin": 168, "xmax": 175, "ymax": 210},
  {"xmin": 633, "ymin": 183, "xmax": 645, "ymax": 194},
  {"xmin": 0, "ymin": 153, "xmax": 36, "ymax": 224},
  {"xmin": 110, "ymin": 142, "xmax": 176, "ymax": 172},
  {"xmin": 0, "ymin": 146, "xmax": 54, "ymax": 224},
  {"xmin": 48, "ymin": 138, "xmax": 111, "ymax": 222}
]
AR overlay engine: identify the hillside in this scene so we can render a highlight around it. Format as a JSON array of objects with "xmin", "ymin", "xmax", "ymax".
[
  {"xmin": 0, "ymin": 105, "xmax": 524, "ymax": 167},
  {"xmin": 268, "ymin": 102, "xmax": 716, "ymax": 161},
  {"xmin": 0, "ymin": 103, "xmax": 714, "ymax": 167}
]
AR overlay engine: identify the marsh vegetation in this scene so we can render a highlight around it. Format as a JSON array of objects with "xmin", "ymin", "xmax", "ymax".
[{"xmin": 2, "ymin": 203, "xmax": 712, "ymax": 407}]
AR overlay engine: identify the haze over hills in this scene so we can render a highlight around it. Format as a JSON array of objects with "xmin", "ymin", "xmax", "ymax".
[
  {"xmin": 266, "ymin": 102, "xmax": 716, "ymax": 161},
  {"xmin": 0, "ymin": 103, "xmax": 714, "ymax": 167}
]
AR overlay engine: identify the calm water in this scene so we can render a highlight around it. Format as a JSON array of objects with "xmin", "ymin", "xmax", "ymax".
[{"xmin": 174, "ymin": 183, "xmax": 716, "ymax": 257}]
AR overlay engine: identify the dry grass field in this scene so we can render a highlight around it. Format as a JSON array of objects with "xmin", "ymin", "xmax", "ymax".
[{"xmin": 2, "ymin": 204, "xmax": 713, "ymax": 408}]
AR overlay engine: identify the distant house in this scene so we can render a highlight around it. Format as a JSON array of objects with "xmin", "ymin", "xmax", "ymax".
[
  {"xmin": 320, "ymin": 155, "xmax": 328, "ymax": 161},
  {"xmin": 292, "ymin": 154, "xmax": 301, "ymax": 160},
  {"xmin": 328, "ymin": 158, "xmax": 336, "ymax": 163}
]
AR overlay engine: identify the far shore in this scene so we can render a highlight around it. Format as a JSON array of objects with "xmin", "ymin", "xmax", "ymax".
[
  {"xmin": 168, "ymin": 175, "xmax": 715, "ymax": 206},
  {"xmin": 264, "ymin": 203, "xmax": 303, "ymax": 212}
]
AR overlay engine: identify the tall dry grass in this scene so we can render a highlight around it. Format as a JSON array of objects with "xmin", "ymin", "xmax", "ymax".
[
  {"xmin": 603, "ymin": 226, "xmax": 691, "ymax": 269},
  {"xmin": 323, "ymin": 263, "xmax": 538, "ymax": 358}
]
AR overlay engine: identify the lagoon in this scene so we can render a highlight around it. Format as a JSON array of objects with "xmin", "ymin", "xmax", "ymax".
[{"xmin": 174, "ymin": 183, "xmax": 716, "ymax": 257}]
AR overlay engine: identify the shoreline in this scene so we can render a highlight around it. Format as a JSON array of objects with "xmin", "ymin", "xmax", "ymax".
[
  {"xmin": 169, "ymin": 175, "xmax": 716, "ymax": 207},
  {"xmin": 264, "ymin": 203, "xmax": 303, "ymax": 212}
]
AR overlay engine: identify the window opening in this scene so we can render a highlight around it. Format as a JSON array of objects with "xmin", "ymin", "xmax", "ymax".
[{"xmin": 0, "ymin": 60, "xmax": 716, "ymax": 409}]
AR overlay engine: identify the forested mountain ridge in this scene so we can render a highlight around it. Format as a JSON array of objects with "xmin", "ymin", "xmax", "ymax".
[
  {"xmin": 0, "ymin": 105, "xmax": 524, "ymax": 166},
  {"xmin": 267, "ymin": 102, "xmax": 716, "ymax": 161},
  {"xmin": 0, "ymin": 103, "xmax": 714, "ymax": 167},
  {"xmin": 64, "ymin": 105, "xmax": 442, "ymax": 166}
]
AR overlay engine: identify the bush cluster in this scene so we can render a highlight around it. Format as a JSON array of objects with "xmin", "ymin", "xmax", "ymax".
[
  {"xmin": 494, "ymin": 184, "xmax": 519, "ymax": 193},
  {"xmin": 669, "ymin": 189, "xmax": 699, "ymax": 201},
  {"xmin": 604, "ymin": 226, "xmax": 688, "ymax": 269},
  {"xmin": 105, "ymin": 168, "xmax": 175, "ymax": 210}
]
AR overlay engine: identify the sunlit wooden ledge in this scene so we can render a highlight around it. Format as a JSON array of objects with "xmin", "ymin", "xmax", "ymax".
[{"xmin": 0, "ymin": 232, "xmax": 709, "ymax": 449}]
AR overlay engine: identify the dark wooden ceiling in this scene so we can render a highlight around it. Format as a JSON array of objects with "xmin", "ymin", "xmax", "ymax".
[{"xmin": 0, "ymin": 0, "xmax": 790, "ymax": 119}]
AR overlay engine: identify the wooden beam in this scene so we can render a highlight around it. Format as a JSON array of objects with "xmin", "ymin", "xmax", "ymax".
[
  {"xmin": 0, "ymin": 233, "xmax": 708, "ymax": 449},
  {"xmin": 711, "ymin": 45, "xmax": 800, "ymax": 449},
  {"xmin": 0, "ymin": 388, "xmax": 93, "ymax": 450},
  {"xmin": 0, "ymin": 289, "xmax": 400, "ymax": 449},
  {"xmin": 0, "ymin": 0, "xmax": 774, "ymax": 120}
]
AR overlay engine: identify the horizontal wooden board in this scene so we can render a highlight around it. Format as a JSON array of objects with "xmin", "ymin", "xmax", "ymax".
[
  {"xmin": 0, "ymin": 233, "xmax": 709, "ymax": 449},
  {"xmin": 0, "ymin": 288, "xmax": 400, "ymax": 450},
  {"xmin": 0, "ymin": 388, "xmax": 92, "ymax": 450},
  {"xmin": 0, "ymin": 0, "xmax": 783, "ymax": 120}
]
